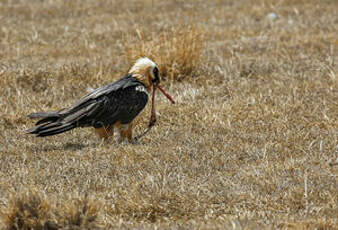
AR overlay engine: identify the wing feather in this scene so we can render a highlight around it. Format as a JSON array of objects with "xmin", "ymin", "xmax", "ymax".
[{"xmin": 26, "ymin": 74, "xmax": 148, "ymax": 137}]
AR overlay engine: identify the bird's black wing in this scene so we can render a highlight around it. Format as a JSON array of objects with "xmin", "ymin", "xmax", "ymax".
[
  {"xmin": 75, "ymin": 82, "xmax": 149, "ymax": 128},
  {"xmin": 26, "ymin": 74, "xmax": 149, "ymax": 137},
  {"xmin": 65, "ymin": 74, "xmax": 140, "ymax": 113}
]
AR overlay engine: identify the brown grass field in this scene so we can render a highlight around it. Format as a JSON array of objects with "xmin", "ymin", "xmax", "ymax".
[{"xmin": 0, "ymin": 0, "xmax": 337, "ymax": 229}]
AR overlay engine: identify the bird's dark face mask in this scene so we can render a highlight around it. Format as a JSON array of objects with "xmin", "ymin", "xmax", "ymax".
[
  {"xmin": 150, "ymin": 66, "xmax": 175, "ymax": 104},
  {"xmin": 152, "ymin": 66, "xmax": 160, "ymax": 86}
]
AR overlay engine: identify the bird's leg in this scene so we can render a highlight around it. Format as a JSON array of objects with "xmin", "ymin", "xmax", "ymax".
[
  {"xmin": 117, "ymin": 123, "xmax": 131, "ymax": 144},
  {"xmin": 95, "ymin": 125, "xmax": 114, "ymax": 140},
  {"xmin": 106, "ymin": 125, "xmax": 114, "ymax": 139},
  {"xmin": 126, "ymin": 123, "xmax": 133, "ymax": 143},
  {"xmin": 117, "ymin": 125, "xmax": 125, "ymax": 143}
]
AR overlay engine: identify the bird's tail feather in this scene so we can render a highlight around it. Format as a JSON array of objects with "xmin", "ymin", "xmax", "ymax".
[
  {"xmin": 28, "ymin": 111, "xmax": 59, "ymax": 119},
  {"xmin": 25, "ymin": 122, "xmax": 76, "ymax": 137},
  {"xmin": 28, "ymin": 111, "xmax": 61, "ymax": 125},
  {"xmin": 26, "ymin": 111, "xmax": 77, "ymax": 137}
]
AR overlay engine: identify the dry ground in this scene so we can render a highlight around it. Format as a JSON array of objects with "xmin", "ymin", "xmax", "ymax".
[{"xmin": 0, "ymin": 0, "xmax": 337, "ymax": 229}]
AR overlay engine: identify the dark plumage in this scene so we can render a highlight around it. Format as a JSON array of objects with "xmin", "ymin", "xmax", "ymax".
[{"xmin": 26, "ymin": 74, "xmax": 148, "ymax": 137}]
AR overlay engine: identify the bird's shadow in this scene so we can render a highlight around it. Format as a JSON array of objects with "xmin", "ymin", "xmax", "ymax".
[
  {"xmin": 29, "ymin": 141, "xmax": 94, "ymax": 153},
  {"xmin": 28, "ymin": 138, "xmax": 144, "ymax": 153}
]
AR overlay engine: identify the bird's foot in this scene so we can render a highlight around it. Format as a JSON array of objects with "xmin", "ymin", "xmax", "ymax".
[
  {"xmin": 149, "ymin": 115, "xmax": 156, "ymax": 127},
  {"xmin": 130, "ymin": 138, "xmax": 140, "ymax": 145},
  {"xmin": 118, "ymin": 137, "xmax": 138, "ymax": 145}
]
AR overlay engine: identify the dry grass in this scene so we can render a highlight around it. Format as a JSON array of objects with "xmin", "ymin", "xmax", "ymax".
[
  {"xmin": 1, "ymin": 189, "xmax": 102, "ymax": 229},
  {"xmin": 0, "ymin": 0, "xmax": 337, "ymax": 229},
  {"xmin": 125, "ymin": 26, "xmax": 205, "ymax": 81}
]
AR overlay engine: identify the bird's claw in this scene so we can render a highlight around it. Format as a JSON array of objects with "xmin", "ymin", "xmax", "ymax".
[
  {"xmin": 131, "ymin": 138, "xmax": 140, "ymax": 144},
  {"xmin": 149, "ymin": 116, "xmax": 156, "ymax": 127}
]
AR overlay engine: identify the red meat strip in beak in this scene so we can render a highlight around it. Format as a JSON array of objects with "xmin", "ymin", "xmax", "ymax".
[
  {"xmin": 157, "ymin": 85, "xmax": 175, "ymax": 104},
  {"xmin": 150, "ymin": 84, "xmax": 175, "ymax": 126},
  {"xmin": 150, "ymin": 84, "xmax": 175, "ymax": 125}
]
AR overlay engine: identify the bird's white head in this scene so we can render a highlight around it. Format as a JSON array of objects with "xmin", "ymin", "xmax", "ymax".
[
  {"xmin": 133, "ymin": 57, "xmax": 156, "ymax": 70},
  {"xmin": 128, "ymin": 57, "xmax": 175, "ymax": 105},
  {"xmin": 129, "ymin": 57, "xmax": 160, "ymax": 88}
]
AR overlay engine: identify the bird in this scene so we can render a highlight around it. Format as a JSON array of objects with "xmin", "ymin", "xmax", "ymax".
[{"xmin": 25, "ymin": 57, "xmax": 175, "ymax": 143}]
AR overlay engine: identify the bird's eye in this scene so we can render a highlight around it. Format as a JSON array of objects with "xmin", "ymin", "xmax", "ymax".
[{"xmin": 152, "ymin": 67, "xmax": 160, "ymax": 83}]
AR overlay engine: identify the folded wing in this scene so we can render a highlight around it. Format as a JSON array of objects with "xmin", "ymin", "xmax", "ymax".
[{"xmin": 26, "ymin": 75, "xmax": 148, "ymax": 137}]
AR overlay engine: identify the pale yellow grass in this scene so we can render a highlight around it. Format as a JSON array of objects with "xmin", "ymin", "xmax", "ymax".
[{"xmin": 0, "ymin": 0, "xmax": 337, "ymax": 229}]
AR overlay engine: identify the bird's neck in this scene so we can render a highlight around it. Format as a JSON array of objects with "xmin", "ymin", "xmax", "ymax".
[{"xmin": 131, "ymin": 73, "xmax": 152, "ymax": 92}]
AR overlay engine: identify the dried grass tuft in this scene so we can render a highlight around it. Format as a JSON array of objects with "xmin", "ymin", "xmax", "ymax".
[
  {"xmin": 1, "ymin": 190, "xmax": 57, "ymax": 230},
  {"xmin": 0, "ymin": 190, "xmax": 103, "ymax": 230},
  {"xmin": 58, "ymin": 197, "xmax": 103, "ymax": 230},
  {"xmin": 125, "ymin": 26, "xmax": 205, "ymax": 82}
]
